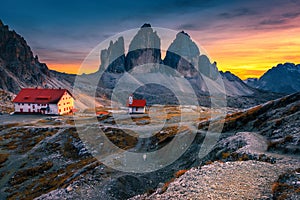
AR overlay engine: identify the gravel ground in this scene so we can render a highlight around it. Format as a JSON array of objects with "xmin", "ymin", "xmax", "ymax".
[
  {"xmin": 131, "ymin": 160, "xmax": 299, "ymax": 200},
  {"xmin": 0, "ymin": 114, "xmax": 44, "ymax": 125}
]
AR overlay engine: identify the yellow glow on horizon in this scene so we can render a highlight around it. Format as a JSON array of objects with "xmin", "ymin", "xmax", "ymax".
[
  {"xmin": 47, "ymin": 63, "xmax": 92, "ymax": 75},
  {"xmin": 47, "ymin": 27, "xmax": 300, "ymax": 80},
  {"xmin": 193, "ymin": 26, "xmax": 300, "ymax": 80}
]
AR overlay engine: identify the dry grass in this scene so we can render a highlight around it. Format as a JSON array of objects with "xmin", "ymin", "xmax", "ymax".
[
  {"xmin": 221, "ymin": 152, "xmax": 231, "ymax": 159},
  {"xmin": 238, "ymin": 154, "xmax": 249, "ymax": 161},
  {"xmin": 9, "ymin": 161, "xmax": 53, "ymax": 185},
  {"xmin": 153, "ymin": 125, "xmax": 190, "ymax": 146},
  {"xmin": 205, "ymin": 160, "xmax": 213, "ymax": 165},
  {"xmin": 0, "ymin": 123, "xmax": 20, "ymax": 131},
  {"xmin": 267, "ymin": 135, "xmax": 294, "ymax": 151},
  {"xmin": 7, "ymin": 157, "xmax": 100, "ymax": 200},
  {"xmin": 219, "ymin": 105, "xmax": 263, "ymax": 132},
  {"xmin": 0, "ymin": 153, "xmax": 9, "ymax": 165},
  {"xmin": 288, "ymin": 104, "xmax": 299, "ymax": 115},
  {"xmin": 131, "ymin": 115, "xmax": 151, "ymax": 125},
  {"xmin": 1, "ymin": 127, "xmax": 59, "ymax": 153},
  {"xmin": 37, "ymin": 119, "xmax": 50, "ymax": 123},
  {"xmin": 174, "ymin": 169, "xmax": 188, "ymax": 178},
  {"xmin": 61, "ymin": 137, "xmax": 80, "ymax": 159},
  {"xmin": 272, "ymin": 182, "xmax": 280, "ymax": 193},
  {"xmin": 65, "ymin": 118, "xmax": 75, "ymax": 125},
  {"xmin": 102, "ymin": 127, "xmax": 138, "ymax": 150},
  {"xmin": 161, "ymin": 169, "xmax": 189, "ymax": 193},
  {"xmin": 161, "ymin": 177, "xmax": 175, "ymax": 193}
]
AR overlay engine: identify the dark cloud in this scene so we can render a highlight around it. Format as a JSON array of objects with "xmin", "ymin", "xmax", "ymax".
[
  {"xmin": 282, "ymin": 11, "xmax": 300, "ymax": 19},
  {"xmin": 219, "ymin": 8, "xmax": 256, "ymax": 19},
  {"xmin": 177, "ymin": 23, "xmax": 201, "ymax": 31},
  {"xmin": 253, "ymin": 24, "xmax": 297, "ymax": 31},
  {"xmin": 1, "ymin": 0, "xmax": 300, "ymax": 69},
  {"xmin": 171, "ymin": 0, "xmax": 221, "ymax": 9},
  {"xmin": 259, "ymin": 19, "xmax": 287, "ymax": 25}
]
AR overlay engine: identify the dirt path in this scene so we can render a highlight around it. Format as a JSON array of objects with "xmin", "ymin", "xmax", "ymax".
[{"xmin": 131, "ymin": 132, "xmax": 300, "ymax": 199}]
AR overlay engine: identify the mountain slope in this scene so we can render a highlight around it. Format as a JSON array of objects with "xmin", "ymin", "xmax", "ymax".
[
  {"xmin": 0, "ymin": 20, "xmax": 73, "ymax": 94},
  {"xmin": 245, "ymin": 63, "xmax": 300, "ymax": 94},
  {"xmin": 131, "ymin": 93, "xmax": 300, "ymax": 199}
]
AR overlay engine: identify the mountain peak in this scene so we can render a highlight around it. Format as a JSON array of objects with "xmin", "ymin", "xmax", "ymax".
[
  {"xmin": 141, "ymin": 23, "xmax": 151, "ymax": 28},
  {"xmin": 0, "ymin": 20, "xmax": 56, "ymax": 93},
  {"xmin": 246, "ymin": 62, "xmax": 300, "ymax": 94},
  {"xmin": 179, "ymin": 30, "xmax": 190, "ymax": 38}
]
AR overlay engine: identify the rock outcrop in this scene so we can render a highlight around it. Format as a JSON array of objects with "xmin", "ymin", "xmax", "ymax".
[
  {"xmin": 163, "ymin": 31, "xmax": 199, "ymax": 77},
  {"xmin": 100, "ymin": 37, "xmax": 125, "ymax": 73},
  {"xmin": 0, "ymin": 20, "xmax": 73, "ymax": 94},
  {"xmin": 125, "ymin": 23, "xmax": 161, "ymax": 71}
]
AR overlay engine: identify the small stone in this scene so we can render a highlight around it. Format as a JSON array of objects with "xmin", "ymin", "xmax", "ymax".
[{"xmin": 66, "ymin": 186, "xmax": 72, "ymax": 192}]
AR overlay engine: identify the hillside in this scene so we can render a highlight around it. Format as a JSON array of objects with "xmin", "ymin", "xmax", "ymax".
[
  {"xmin": 0, "ymin": 93, "xmax": 299, "ymax": 199},
  {"xmin": 0, "ymin": 20, "xmax": 74, "ymax": 94},
  {"xmin": 131, "ymin": 92, "xmax": 300, "ymax": 199}
]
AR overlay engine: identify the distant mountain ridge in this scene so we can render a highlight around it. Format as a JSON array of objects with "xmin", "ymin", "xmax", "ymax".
[
  {"xmin": 0, "ymin": 21, "xmax": 283, "ymax": 108},
  {"xmin": 94, "ymin": 24, "xmax": 282, "ymax": 108},
  {"xmin": 244, "ymin": 63, "xmax": 300, "ymax": 94}
]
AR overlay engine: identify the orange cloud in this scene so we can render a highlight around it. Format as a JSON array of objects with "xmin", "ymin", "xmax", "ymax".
[{"xmin": 191, "ymin": 26, "xmax": 300, "ymax": 80}]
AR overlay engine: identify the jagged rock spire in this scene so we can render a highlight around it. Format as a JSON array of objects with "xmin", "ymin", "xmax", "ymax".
[
  {"xmin": 125, "ymin": 23, "xmax": 161, "ymax": 71},
  {"xmin": 141, "ymin": 23, "xmax": 151, "ymax": 28}
]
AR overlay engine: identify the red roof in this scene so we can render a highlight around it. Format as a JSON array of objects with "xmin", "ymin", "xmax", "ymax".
[
  {"xmin": 127, "ymin": 99, "xmax": 146, "ymax": 107},
  {"xmin": 13, "ymin": 88, "xmax": 73, "ymax": 104}
]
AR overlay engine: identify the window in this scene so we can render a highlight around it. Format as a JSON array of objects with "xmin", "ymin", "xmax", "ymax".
[
  {"xmin": 18, "ymin": 103, "xmax": 20, "ymax": 105},
  {"xmin": 28, "ymin": 103, "xmax": 31, "ymax": 106},
  {"xmin": 37, "ymin": 104, "xmax": 40, "ymax": 106},
  {"xmin": 33, "ymin": 105, "xmax": 35, "ymax": 109},
  {"xmin": 59, "ymin": 109, "xmax": 61, "ymax": 113}
]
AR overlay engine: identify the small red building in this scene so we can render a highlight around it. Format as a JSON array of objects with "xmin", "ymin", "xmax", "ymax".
[
  {"xmin": 13, "ymin": 88, "xmax": 74, "ymax": 115},
  {"xmin": 127, "ymin": 95, "xmax": 146, "ymax": 114}
]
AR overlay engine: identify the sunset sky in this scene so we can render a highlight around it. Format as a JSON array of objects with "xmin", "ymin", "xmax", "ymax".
[{"xmin": 1, "ymin": 0, "xmax": 299, "ymax": 79}]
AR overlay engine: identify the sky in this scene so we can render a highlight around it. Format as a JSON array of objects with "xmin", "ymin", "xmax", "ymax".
[{"xmin": 1, "ymin": 0, "xmax": 300, "ymax": 79}]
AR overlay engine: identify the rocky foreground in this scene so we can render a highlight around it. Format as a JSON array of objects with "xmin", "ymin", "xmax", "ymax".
[
  {"xmin": 0, "ymin": 93, "xmax": 299, "ymax": 199},
  {"xmin": 131, "ymin": 159, "xmax": 299, "ymax": 200}
]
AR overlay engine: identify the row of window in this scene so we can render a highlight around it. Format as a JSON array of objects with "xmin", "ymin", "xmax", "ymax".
[
  {"xmin": 18, "ymin": 108, "xmax": 48, "ymax": 113},
  {"xmin": 62, "ymin": 96, "xmax": 72, "ymax": 100},
  {"xmin": 59, "ymin": 107, "xmax": 72, "ymax": 113},
  {"xmin": 58, "ymin": 102, "xmax": 71, "ymax": 106},
  {"xmin": 17, "ymin": 103, "xmax": 49, "ymax": 106}
]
